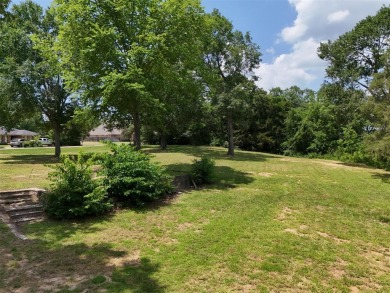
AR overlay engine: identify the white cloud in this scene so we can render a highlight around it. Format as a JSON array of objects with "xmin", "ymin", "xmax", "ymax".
[
  {"xmin": 256, "ymin": 38, "xmax": 327, "ymax": 90},
  {"xmin": 266, "ymin": 47, "xmax": 275, "ymax": 55},
  {"xmin": 327, "ymin": 10, "xmax": 350, "ymax": 24},
  {"xmin": 258, "ymin": 0, "xmax": 389, "ymax": 91},
  {"xmin": 282, "ymin": 0, "xmax": 387, "ymax": 43}
]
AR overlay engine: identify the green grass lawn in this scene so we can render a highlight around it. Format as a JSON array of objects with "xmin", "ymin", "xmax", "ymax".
[{"xmin": 0, "ymin": 145, "xmax": 389, "ymax": 292}]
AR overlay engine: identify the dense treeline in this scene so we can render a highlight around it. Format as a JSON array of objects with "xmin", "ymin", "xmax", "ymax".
[{"xmin": 0, "ymin": 1, "xmax": 389, "ymax": 168}]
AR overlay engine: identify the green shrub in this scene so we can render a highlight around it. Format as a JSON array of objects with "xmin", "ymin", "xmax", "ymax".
[
  {"xmin": 190, "ymin": 157, "xmax": 215, "ymax": 185},
  {"xmin": 101, "ymin": 143, "xmax": 173, "ymax": 206},
  {"xmin": 44, "ymin": 152, "xmax": 112, "ymax": 219},
  {"xmin": 23, "ymin": 140, "xmax": 43, "ymax": 147}
]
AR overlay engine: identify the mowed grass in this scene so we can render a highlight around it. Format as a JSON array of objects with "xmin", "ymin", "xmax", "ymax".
[{"xmin": 0, "ymin": 145, "xmax": 389, "ymax": 292}]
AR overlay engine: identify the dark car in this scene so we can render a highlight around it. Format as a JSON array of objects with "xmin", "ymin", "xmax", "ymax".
[{"xmin": 10, "ymin": 138, "xmax": 25, "ymax": 147}]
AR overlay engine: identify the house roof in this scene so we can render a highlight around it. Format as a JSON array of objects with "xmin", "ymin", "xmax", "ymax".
[
  {"xmin": 0, "ymin": 127, "xmax": 38, "ymax": 136},
  {"xmin": 88, "ymin": 125, "xmax": 122, "ymax": 136}
]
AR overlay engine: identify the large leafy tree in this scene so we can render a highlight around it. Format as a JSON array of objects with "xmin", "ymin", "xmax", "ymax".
[
  {"xmin": 56, "ymin": 0, "xmax": 206, "ymax": 150},
  {"xmin": 141, "ymin": 0, "xmax": 206, "ymax": 150},
  {"xmin": 204, "ymin": 9, "xmax": 261, "ymax": 156},
  {"xmin": 318, "ymin": 5, "xmax": 390, "ymax": 98},
  {"xmin": 318, "ymin": 6, "xmax": 390, "ymax": 165},
  {"xmin": 0, "ymin": 1, "xmax": 73, "ymax": 157}
]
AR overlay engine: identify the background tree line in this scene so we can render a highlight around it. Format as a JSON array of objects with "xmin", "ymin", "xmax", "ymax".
[{"xmin": 0, "ymin": 1, "xmax": 389, "ymax": 169}]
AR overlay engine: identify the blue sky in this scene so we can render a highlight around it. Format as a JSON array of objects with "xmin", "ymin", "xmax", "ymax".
[{"xmin": 11, "ymin": 0, "xmax": 390, "ymax": 91}]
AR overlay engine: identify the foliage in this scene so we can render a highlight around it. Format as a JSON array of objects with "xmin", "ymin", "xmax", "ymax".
[
  {"xmin": 318, "ymin": 6, "xmax": 390, "ymax": 166},
  {"xmin": 44, "ymin": 153, "xmax": 112, "ymax": 219},
  {"xmin": 190, "ymin": 156, "xmax": 215, "ymax": 185},
  {"xmin": 23, "ymin": 139, "xmax": 43, "ymax": 148},
  {"xmin": 0, "ymin": 1, "xmax": 75, "ymax": 157},
  {"xmin": 55, "ymin": 0, "xmax": 207, "ymax": 150},
  {"xmin": 101, "ymin": 143, "xmax": 173, "ymax": 206},
  {"xmin": 204, "ymin": 9, "xmax": 261, "ymax": 156},
  {"xmin": 318, "ymin": 5, "xmax": 390, "ymax": 96}
]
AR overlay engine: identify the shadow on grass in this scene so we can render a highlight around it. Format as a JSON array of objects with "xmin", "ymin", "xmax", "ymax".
[
  {"xmin": 164, "ymin": 162, "xmax": 254, "ymax": 189},
  {"xmin": 371, "ymin": 172, "xmax": 390, "ymax": 183},
  {"xmin": 0, "ymin": 154, "xmax": 59, "ymax": 165},
  {"xmin": 144, "ymin": 145, "xmax": 279, "ymax": 162},
  {"xmin": 0, "ymin": 220, "xmax": 165, "ymax": 292},
  {"xmin": 132, "ymin": 163, "xmax": 255, "ymax": 213}
]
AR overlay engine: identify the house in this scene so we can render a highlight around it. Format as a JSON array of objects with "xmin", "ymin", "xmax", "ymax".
[
  {"xmin": 0, "ymin": 127, "xmax": 39, "ymax": 144},
  {"xmin": 85, "ymin": 125, "xmax": 125, "ymax": 142}
]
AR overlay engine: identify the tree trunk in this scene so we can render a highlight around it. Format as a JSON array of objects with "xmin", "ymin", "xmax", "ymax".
[
  {"xmin": 160, "ymin": 132, "xmax": 167, "ymax": 150},
  {"xmin": 133, "ymin": 112, "xmax": 141, "ymax": 150},
  {"xmin": 53, "ymin": 126, "xmax": 61, "ymax": 158},
  {"xmin": 227, "ymin": 114, "xmax": 234, "ymax": 157}
]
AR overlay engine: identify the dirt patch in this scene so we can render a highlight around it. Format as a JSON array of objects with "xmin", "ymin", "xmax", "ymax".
[
  {"xmin": 258, "ymin": 172, "xmax": 274, "ymax": 177},
  {"xmin": 361, "ymin": 247, "xmax": 390, "ymax": 276},
  {"xmin": 107, "ymin": 250, "xmax": 141, "ymax": 267},
  {"xmin": 280, "ymin": 158, "xmax": 300, "ymax": 163},
  {"xmin": 277, "ymin": 207, "xmax": 295, "ymax": 221},
  {"xmin": 178, "ymin": 222, "xmax": 193, "ymax": 231},
  {"xmin": 284, "ymin": 228, "xmax": 306, "ymax": 237},
  {"xmin": 316, "ymin": 231, "xmax": 350, "ymax": 244},
  {"xmin": 329, "ymin": 258, "xmax": 348, "ymax": 279}
]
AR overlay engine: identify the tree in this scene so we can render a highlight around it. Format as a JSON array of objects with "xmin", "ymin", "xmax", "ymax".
[
  {"xmin": 0, "ymin": 0, "xmax": 10, "ymax": 19},
  {"xmin": 0, "ymin": 1, "xmax": 73, "ymax": 157},
  {"xmin": 318, "ymin": 6, "xmax": 390, "ymax": 165},
  {"xmin": 204, "ymin": 9, "xmax": 261, "ymax": 156},
  {"xmin": 318, "ymin": 5, "xmax": 390, "ymax": 98},
  {"xmin": 56, "ymin": 0, "xmax": 207, "ymax": 150},
  {"xmin": 141, "ymin": 0, "xmax": 207, "ymax": 150}
]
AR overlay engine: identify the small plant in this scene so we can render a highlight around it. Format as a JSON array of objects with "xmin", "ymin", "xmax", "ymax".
[
  {"xmin": 101, "ymin": 143, "xmax": 173, "ymax": 206},
  {"xmin": 190, "ymin": 157, "xmax": 215, "ymax": 185},
  {"xmin": 43, "ymin": 152, "xmax": 112, "ymax": 219}
]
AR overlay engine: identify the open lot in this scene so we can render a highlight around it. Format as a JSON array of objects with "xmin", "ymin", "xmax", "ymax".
[{"xmin": 0, "ymin": 145, "xmax": 389, "ymax": 292}]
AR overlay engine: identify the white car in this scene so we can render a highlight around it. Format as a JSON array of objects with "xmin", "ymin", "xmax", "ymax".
[
  {"xmin": 10, "ymin": 138, "xmax": 25, "ymax": 147},
  {"xmin": 39, "ymin": 137, "xmax": 54, "ymax": 146}
]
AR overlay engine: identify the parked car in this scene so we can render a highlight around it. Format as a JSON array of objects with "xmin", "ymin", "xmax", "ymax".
[
  {"xmin": 10, "ymin": 138, "xmax": 25, "ymax": 147},
  {"xmin": 39, "ymin": 137, "xmax": 54, "ymax": 146}
]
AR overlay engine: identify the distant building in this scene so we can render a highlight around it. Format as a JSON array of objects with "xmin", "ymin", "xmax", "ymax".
[
  {"xmin": 85, "ymin": 125, "xmax": 125, "ymax": 142},
  {"xmin": 0, "ymin": 127, "xmax": 39, "ymax": 144}
]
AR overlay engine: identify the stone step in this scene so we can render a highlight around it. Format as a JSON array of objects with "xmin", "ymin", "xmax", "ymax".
[
  {"xmin": 3, "ymin": 200, "xmax": 39, "ymax": 208},
  {"xmin": 7, "ymin": 206, "xmax": 44, "ymax": 217},
  {"xmin": 0, "ymin": 194, "xmax": 34, "ymax": 203},
  {"xmin": 4, "ymin": 204, "xmax": 43, "ymax": 213},
  {"xmin": 10, "ymin": 210, "xmax": 44, "ymax": 221},
  {"xmin": 13, "ymin": 215, "xmax": 45, "ymax": 224},
  {"xmin": 0, "ymin": 191, "xmax": 31, "ymax": 198}
]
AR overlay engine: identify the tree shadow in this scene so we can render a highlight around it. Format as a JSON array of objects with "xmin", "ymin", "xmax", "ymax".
[
  {"xmin": 371, "ymin": 172, "xmax": 390, "ymax": 183},
  {"xmin": 0, "ymin": 155, "xmax": 59, "ymax": 165},
  {"xmin": 1, "ymin": 219, "xmax": 165, "ymax": 292},
  {"xmin": 165, "ymin": 162, "xmax": 254, "ymax": 189},
  {"xmin": 144, "ymin": 145, "xmax": 279, "ymax": 162}
]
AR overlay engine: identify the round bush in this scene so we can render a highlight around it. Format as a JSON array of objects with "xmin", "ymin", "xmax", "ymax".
[
  {"xmin": 101, "ymin": 143, "xmax": 173, "ymax": 206},
  {"xmin": 44, "ymin": 153, "xmax": 112, "ymax": 219}
]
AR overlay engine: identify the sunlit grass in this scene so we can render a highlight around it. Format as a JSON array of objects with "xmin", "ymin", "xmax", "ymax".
[{"xmin": 0, "ymin": 145, "xmax": 389, "ymax": 292}]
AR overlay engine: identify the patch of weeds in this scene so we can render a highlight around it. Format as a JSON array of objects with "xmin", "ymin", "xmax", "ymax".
[
  {"xmin": 261, "ymin": 262, "xmax": 284, "ymax": 273},
  {"xmin": 379, "ymin": 216, "xmax": 390, "ymax": 224},
  {"xmin": 91, "ymin": 275, "xmax": 106, "ymax": 284}
]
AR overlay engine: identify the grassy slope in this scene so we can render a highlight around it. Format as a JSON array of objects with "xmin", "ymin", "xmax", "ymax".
[{"xmin": 0, "ymin": 145, "xmax": 389, "ymax": 292}]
